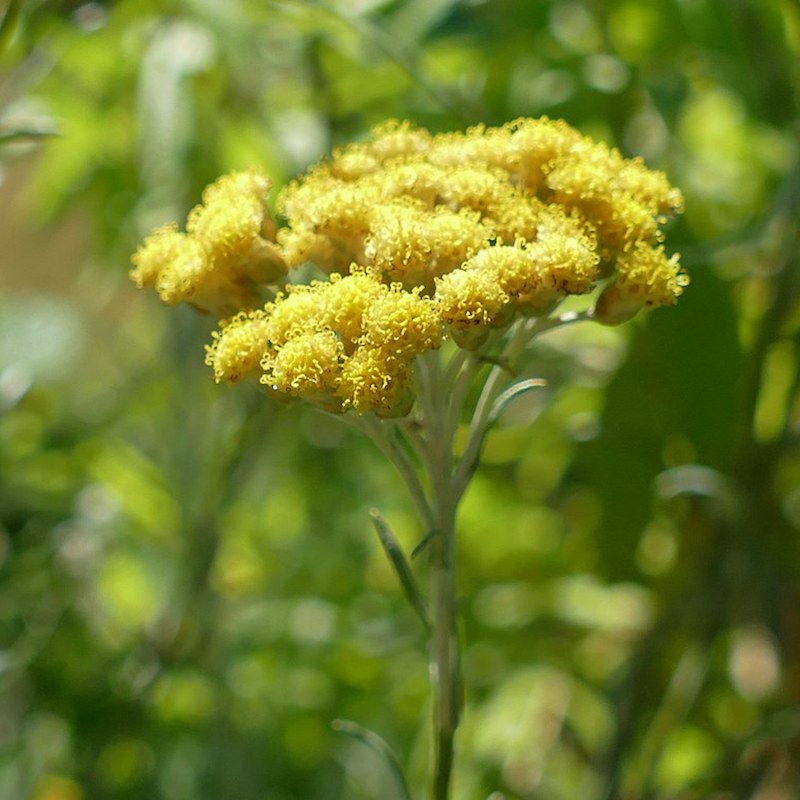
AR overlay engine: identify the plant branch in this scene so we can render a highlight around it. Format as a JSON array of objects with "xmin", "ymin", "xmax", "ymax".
[{"xmin": 356, "ymin": 414, "xmax": 435, "ymax": 532}]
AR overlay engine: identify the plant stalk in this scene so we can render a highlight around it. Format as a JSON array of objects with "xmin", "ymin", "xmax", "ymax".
[
  {"xmin": 419, "ymin": 348, "xmax": 462, "ymax": 800},
  {"xmin": 428, "ymin": 463, "xmax": 459, "ymax": 800},
  {"xmin": 413, "ymin": 317, "xmax": 584, "ymax": 797}
]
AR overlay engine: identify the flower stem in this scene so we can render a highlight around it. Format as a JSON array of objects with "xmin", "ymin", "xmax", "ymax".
[
  {"xmin": 394, "ymin": 319, "xmax": 581, "ymax": 797},
  {"xmin": 418, "ymin": 349, "xmax": 461, "ymax": 800},
  {"xmin": 428, "ymin": 452, "xmax": 459, "ymax": 800}
]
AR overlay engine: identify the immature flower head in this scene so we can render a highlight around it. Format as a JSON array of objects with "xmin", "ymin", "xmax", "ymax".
[
  {"xmin": 369, "ymin": 119, "xmax": 432, "ymax": 159},
  {"xmin": 615, "ymin": 242, "xmax": 688, "ymax": 306},
  {"xmin": 263, "ymin": 284, "xmax": 328, "ymax": 347},
  {"xmin": 188, "ymin": 170, "xmax": 276, "ymax": 258},
  {"xmin": 324, "ymin": 269, "xmax": 387, "ymax": 348},
  {"xmin": 364, "ymin": 203, "xmax": 489, "ymax": 289},
  {"xmin": 133, "ymin": 117, "xmax": 686, "ymax": 416},
  {"xmin": 131, "ymin": 225, "xmax": 207, "ymax": 303}
]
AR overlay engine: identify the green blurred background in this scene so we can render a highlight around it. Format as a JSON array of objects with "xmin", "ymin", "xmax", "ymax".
[{"xmin": 1, "ymin": 1, "xmax": 799, "ymax": 798}]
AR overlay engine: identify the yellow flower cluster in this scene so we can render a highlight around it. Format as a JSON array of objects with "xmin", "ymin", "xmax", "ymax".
[
  {"xmin": 206, "ymin": 270, "xmax": 440, "ymax": 416},
  {"xmin": 133, "ymin": 118, "xmax": 687, "ymax": 415},
  {"xmin": 130, "ymin": 171, "xmax": 285, "ymax": 316}
]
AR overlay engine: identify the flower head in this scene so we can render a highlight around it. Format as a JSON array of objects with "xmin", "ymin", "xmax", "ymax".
[
  {"xmin": 131, "ymin": 171, "xmax": 285, "ymax": 315},
  {"xmin": 362, "ymin": 284, "xmax": 442, "ymax": 358},
  {"xmin": 435, "ymin": 267, "xmax": 509, "ymax": 349},
  {"xmin": 338, "ymin": 347, "xmax": 416, "ymax": 418},
  {"xmin": 205, "ymin": 310, "xmax": 270, "ymax": 383},
  {"xmin": 264, "ymin": 329, "xmax": 344, "ymax": 398},
  {"xmin": 133, "ymin": 118, "xmax": 686, "ymax": 415},
  {"xmin": 594, "ymin": 243, "xmax": 689, "ymax": 324}
]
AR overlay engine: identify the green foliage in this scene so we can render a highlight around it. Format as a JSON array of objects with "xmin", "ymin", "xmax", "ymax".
[{"xmin": 2, "ymin": 0, "xmax": 800, "ymax": 798}]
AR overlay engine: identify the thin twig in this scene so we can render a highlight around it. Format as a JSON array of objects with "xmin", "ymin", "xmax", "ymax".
[{"xmin": 355, "ymin": 414, "xmax": 435, "ymax": 531}]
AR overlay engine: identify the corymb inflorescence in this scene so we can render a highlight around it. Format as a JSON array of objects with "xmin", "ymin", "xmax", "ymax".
[{"xmin": 131, "ymin": 117, "xmax": 687, "ymax": 416}]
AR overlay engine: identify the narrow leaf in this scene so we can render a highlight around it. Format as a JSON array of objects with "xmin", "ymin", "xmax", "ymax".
[
  {"xmin": 369, "ymin": 508, "xmax": 430, "ymax": 632},
  {"xmin": 455, "ymin": 377, "xmax": 547, "ymax": 493},
  {"xmin": 487, "ymin": 378, "xmax": 547, "ymax": 427},
  {"xmin": 332, "ymin": 718, "xmax": 414, "ymax": 800}
]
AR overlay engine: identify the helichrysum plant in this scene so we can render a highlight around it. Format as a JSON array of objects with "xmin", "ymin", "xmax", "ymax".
[{"xmin": 132, "ymin": 118, "xmax": 686, "ymax": 799}]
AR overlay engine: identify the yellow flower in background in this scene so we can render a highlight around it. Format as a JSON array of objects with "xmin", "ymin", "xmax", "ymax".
[{"xmin": 133, "ymin": 117, "xmax": 686, "ymax": 415}]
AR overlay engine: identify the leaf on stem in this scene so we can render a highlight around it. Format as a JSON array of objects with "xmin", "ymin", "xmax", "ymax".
[
  {"xmin": 369, "ymin": 508, "xmax": 431, "ymax": 632},
  {"xmin": 332, "ymin": 718, "xmax": 414, "ymax": 800},
  {"xmin": 487, "ymin": 378, "xmax": 547, "ymax": 428},
  {"xmin": 455, "ymin": 377, "xmax": 547, "ymax": 493},
  {"xmin": 410, "ymin": 528, "xmax": 437, "ymax": 559}
]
